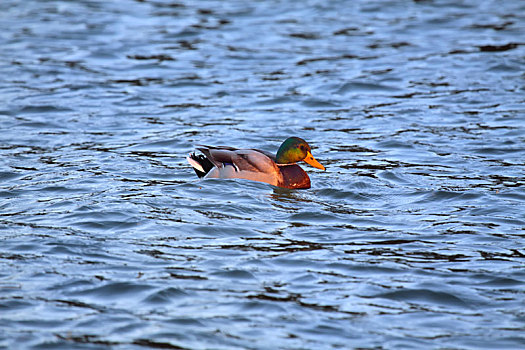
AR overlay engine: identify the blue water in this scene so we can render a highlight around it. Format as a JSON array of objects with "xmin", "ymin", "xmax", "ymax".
[{"xmin": 1, "ymin": 0, "xmax": 524, "ymax": 349}]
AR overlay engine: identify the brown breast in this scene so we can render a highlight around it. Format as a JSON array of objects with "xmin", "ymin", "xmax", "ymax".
[{"xmin": 278, "ymin": 164, "xmax": 311, "ymax": 189}]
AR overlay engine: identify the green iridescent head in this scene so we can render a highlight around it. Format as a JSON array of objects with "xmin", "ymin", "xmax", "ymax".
[{"xmin": 275, "ymin": 137, "xmax": 325, "ymax": 170}]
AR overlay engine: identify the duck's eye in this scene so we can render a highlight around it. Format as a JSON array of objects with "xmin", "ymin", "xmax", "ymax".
[{"xmin": 300, "ymin": 145, "xmax": 305, "ymax": 151}]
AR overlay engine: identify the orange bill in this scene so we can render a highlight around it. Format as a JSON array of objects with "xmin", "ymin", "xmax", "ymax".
[{"xmin": 303, "ymin": 151, "xmax": 325, "ymax": 170}]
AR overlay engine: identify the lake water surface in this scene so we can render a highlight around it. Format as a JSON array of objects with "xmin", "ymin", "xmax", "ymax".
[{"xmin": 1, "ymin": 0, "xmax": 524, "ymax": 349}]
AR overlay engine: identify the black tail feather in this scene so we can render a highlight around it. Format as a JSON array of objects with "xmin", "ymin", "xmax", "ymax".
[{"xmin": 189, "ymin": 153, "xmax": 214, "ymax": 178}]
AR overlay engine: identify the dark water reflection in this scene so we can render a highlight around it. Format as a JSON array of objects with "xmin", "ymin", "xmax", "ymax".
[{"xmin": 1, "ymin": 0, "xmax": 524, "ymax": 349}]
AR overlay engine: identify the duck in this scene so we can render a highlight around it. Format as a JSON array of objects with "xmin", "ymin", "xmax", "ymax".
[{"xmin": 186, "ymin": 137, "xmax": 325, "ymax": 189}]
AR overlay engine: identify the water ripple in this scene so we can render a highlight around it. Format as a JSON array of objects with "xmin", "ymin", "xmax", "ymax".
[{"xmin": 1, "ymin": 0, "xmax": 524, "ymax": 349}]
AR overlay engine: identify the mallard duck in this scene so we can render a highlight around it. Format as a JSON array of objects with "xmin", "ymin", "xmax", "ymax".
[{"xmin": 187, "ymin": 137, "xmax": 325, "ymax": 189}]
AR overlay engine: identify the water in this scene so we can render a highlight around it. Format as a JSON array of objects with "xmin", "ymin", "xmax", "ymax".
[{"xmin": 1, "ymin": 0, "xmax": 524, "ymax": 349}]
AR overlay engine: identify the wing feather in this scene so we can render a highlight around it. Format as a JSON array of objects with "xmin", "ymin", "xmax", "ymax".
[{"xmin": 193, "ymin": 146, "xmax": 284, "ymax": 186}]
